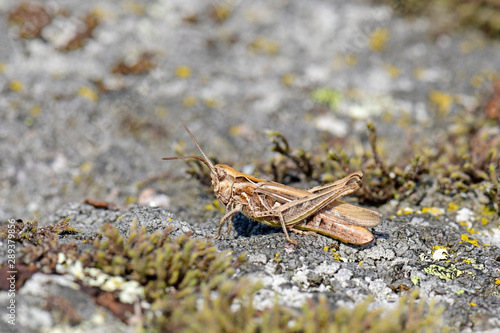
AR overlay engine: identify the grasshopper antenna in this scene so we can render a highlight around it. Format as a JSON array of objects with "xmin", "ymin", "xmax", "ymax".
[{"xmin": 162, "ymin": 124, "xmax": 216, "ymax": 173}]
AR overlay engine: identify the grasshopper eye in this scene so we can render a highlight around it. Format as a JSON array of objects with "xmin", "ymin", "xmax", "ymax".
[
  {"xmin": 217, "ymin": 170, "xmax": 226, "ymax": 181},
  {"xmin": 346, "ymin": 174, "xmax": 362, "ymax": 186},
  {"xmin": 346, "ymin": 179, "xmax": 358, "ymax": 185}
]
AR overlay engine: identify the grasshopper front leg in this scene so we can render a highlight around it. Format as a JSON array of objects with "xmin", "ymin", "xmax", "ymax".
[{"xmin": 216, "ymin": 202, "xmax": 243, "ymax": 238}]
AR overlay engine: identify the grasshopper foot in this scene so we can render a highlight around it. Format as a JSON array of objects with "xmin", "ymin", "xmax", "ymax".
[{"xmin": 283, "ymin": 232, "xmax": 298, "ymax": 245}]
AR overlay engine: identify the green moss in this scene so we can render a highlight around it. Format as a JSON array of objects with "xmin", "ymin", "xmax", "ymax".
[{"xmin": 310, "ymin": 87, "xmax": 343, "ymax": 111}]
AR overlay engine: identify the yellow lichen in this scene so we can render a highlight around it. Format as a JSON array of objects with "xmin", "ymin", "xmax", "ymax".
[
  {"xmin": 330, "ymin": 248, "xmax": 341, "ymax": 262},
  {"xmin": 369, "ymin": 27, "xmax": 390, "ymax": 52},
  {"xmin": 80, "ymin": 161, "xmax": 93, "ymax": 172},
  {"xmin": 411, "ymin": 276, "xmax": 421, "ymax": 286},
  {"xmin": 429, "ymin": 90, "xmax": 453, "ymax": 115},
  {"xmin": 175, "ymin": 65, "xmax": 192, "ymax": 78},
  {"xmin": 30, "ymin": 105, "xmax": 41, "ymax": 117},
  {"xmin": 469, "ymin": 74, "xmax": 485, "ymax": 88},
  {"xmin": 9, "ymin": 80, "xmax": 24, "ymax": 92},
  {"xmin": 447, "ymin": 203, "xmax": 459, "ymax": 212},
  {"xmin": 385, "ymin": 64, "xmax": 400, "ymax": 78},
  {"xmin": 125, "ymin": 196, "xmax": 137, "ymax": 204},
  {"xmin": 281, "ymin": 73, "xmax": 296, "ymax": 87},
  {"xmin": 203, "ymin": 97, "xmax": 219, "ymax": 108},
  {"xmin": 182, "ymin": 96, "xmax": 197, "ymax": 107},
  {"xmin": 78, "ymin": 86, "xmax": 98, "ymax": 102},
  {"xmin": 344, "ymin": 54, "xmax": 358, "ymax": 67},
  {"xmin": 396, "ymin": 207, "xmax": 414, "ymax": 215},
  {"xmin": 122, "ymin": 0, "xmax": 145, "ymax": 15},
  {"xmin": 248, "ymin": 36, "xmax": 280, "ymax": 55},
  {"xmin": 211, "ymin": 3, "xmax": 233, "ymax": 22},
  {"xmin": 413, "ymin": 67, "xmax": 424, "ymax": 80},
  {"xmin": 421, "ymin": 207, "xmax": 444, "ymax": 216},
  {"xmin": 460, "ymin": 234, "xmax": 481, "ymax": 247},
  {"xmin": 424, "ymin": 264, "xmax": 471, "ymax": 280}
]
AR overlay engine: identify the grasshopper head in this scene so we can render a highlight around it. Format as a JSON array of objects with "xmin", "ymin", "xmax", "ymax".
[
  {"xmin": 212, "ymin": 164, "xmax": 237, "ymax": 205},
  {"xmin": 163, "ymin": 124, "xmax": 236, "ymax": 206}
]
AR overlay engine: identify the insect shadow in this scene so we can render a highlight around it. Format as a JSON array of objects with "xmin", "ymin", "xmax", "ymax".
[
  {"xmin": 231, "ymin": 213, "xmax": 384, "ymax": 246},
  {"xmin": 232, "ymin": 213, "xmax": 282, "ymax": 239},
  {"xmin": 372, "ymin": 230, "xmax": 389, "ymax": 240}
]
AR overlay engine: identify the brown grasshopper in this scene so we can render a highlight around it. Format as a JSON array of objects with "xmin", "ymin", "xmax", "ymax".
[{"xmin": 163, "ymin": 125, "xmax": 381, "ymax": 245}]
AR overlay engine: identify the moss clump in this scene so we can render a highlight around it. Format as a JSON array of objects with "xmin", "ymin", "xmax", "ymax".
[
  {"xmin": 263, "ymin": 101, "xmax": 499, "ymax": 211},
  {"xmin": 21, "ymin": 238, "xmax": 80, "ymax": 274},
  {"xmin": 0, "ymin": 217, "xmax": 79, "ymax": 245},
  {"xmin": 153, "ymin": 288, "xmax": 444, "ymax": 332},
  {"xmin": 265, "ymin": 122, "xmax": 427, "ymax": 205},
  {"xmin": 7, "ymin": 219, "xmax": 444, "ymax": 331},
  {"xmin": 0, "ymin": 218, "xmax": 81, "ymax": 273},
  {"xmin": 295, "ymin": 290, "xmax": 443, "ymax": 333},
  {"xmin": 268, "ymin": 130, "xmax": 315, "ymax": 183},
  {"xmin": 76, "ymin": 224, "xmax": 443, "ymax": 332},
  {"xmin": 79, "ymin": 221, "xmax": 246, "ymax": 302}
]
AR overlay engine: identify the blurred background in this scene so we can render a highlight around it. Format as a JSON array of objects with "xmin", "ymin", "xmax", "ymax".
[{"xmin": 0, "ymin": 0, "xmax": 498, "ymax": 226}]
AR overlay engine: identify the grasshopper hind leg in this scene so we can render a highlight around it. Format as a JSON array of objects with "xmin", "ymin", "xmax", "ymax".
[
  {"xmin": 290, "ymin": 227, "xmax": 318, "ymax": 237},
  {"xmin": 277, "ymin": 214, "xmax": 298, "ymax": 245}
]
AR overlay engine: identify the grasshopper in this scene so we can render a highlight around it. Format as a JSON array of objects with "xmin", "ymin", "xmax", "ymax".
[{"xmin": 163, "ymin": 125, "xmax": 381, "ymax": 245}]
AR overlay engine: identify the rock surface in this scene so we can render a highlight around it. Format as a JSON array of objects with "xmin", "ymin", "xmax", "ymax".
[{"xmin": 1, "ymin": 0, "xmax": 499, "ymax": 331}]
